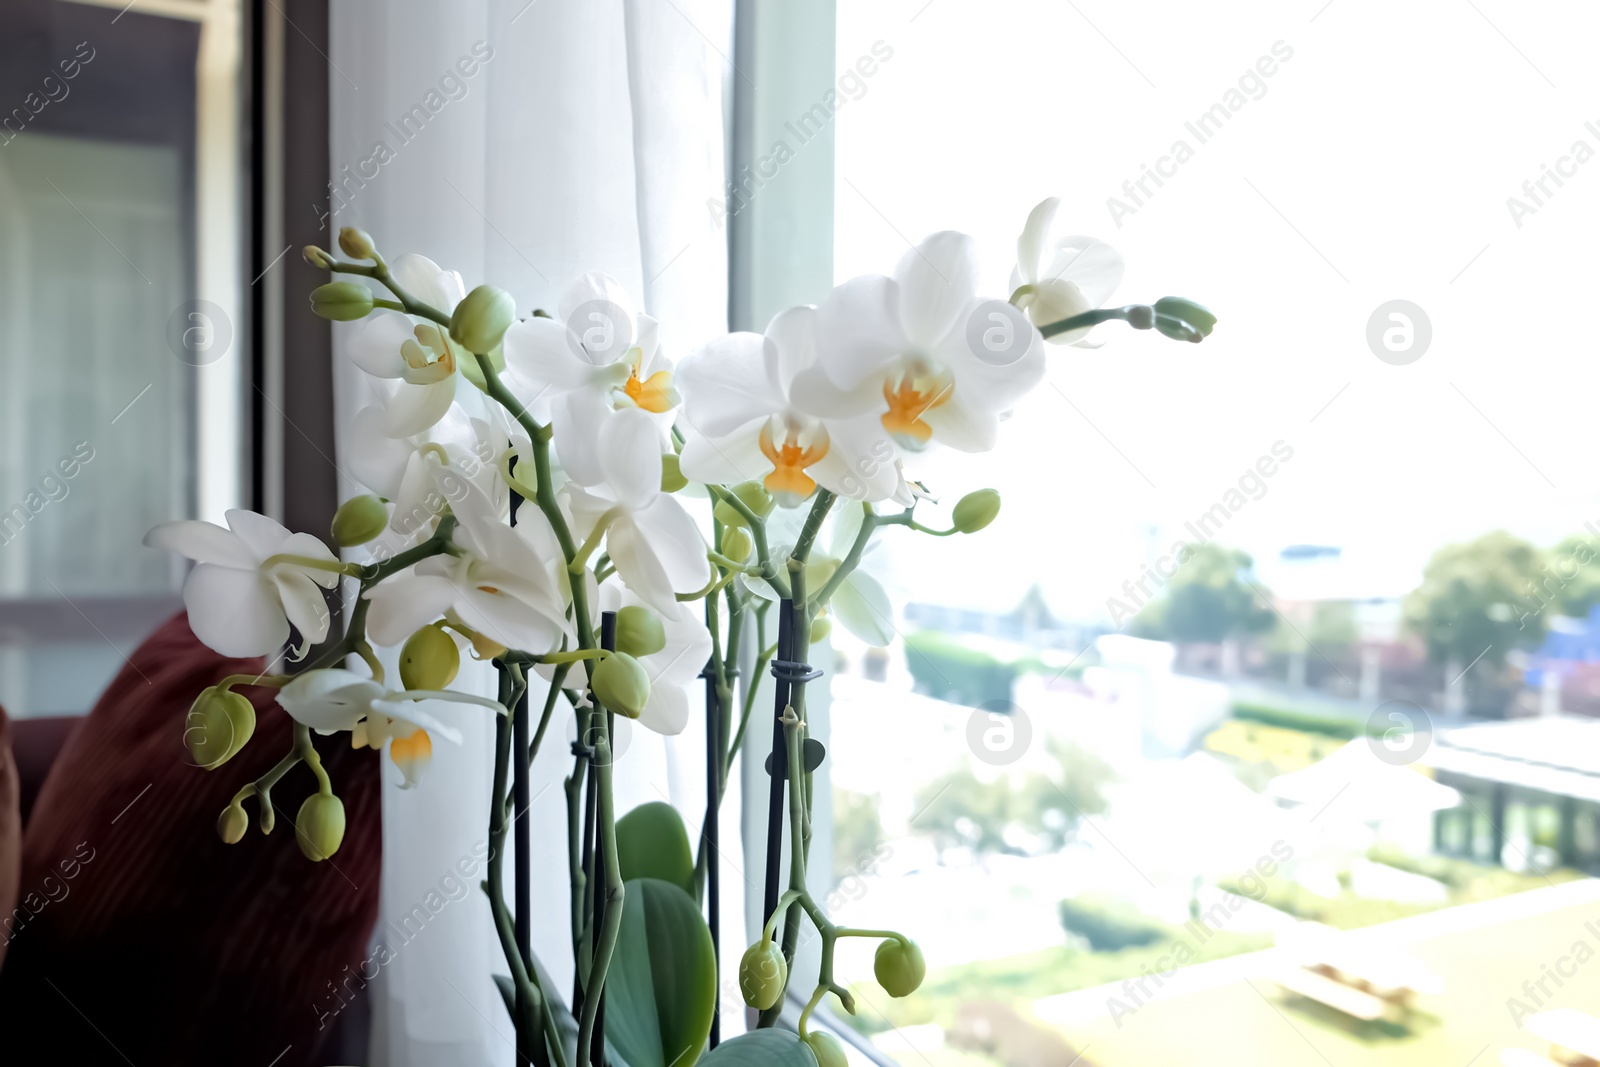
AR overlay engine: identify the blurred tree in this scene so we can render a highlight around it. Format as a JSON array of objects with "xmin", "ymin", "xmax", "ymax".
[
  {"xmin": 1015, "ymin": 739, "xmax": 1115, "ymax": 850},
  {"xmin": 1007, "ymin": 583, "xmax": 1059, "ymax": 632},
  {"xmin": 1547, "ymin": 533, "xmax": 1600, "ymax": 618},
  {"xmin": 831, "ymin": 788, "xmax": 885, "ymax": 887},
  {"xmin": 911, "ymin": 741, "xmax": 1114, "ymax": 858},
  {"xmin": 1403, "ymin": 530, "xmax": 1548, "ymax": 669},
  {"xmin": 1133, "ymin": 543, "xmax": 1274, "ymax": 644}
]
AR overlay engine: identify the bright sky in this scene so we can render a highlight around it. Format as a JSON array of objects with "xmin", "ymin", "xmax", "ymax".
[{"xmin": 831, "ymin": 0, "xmax": 1600, "ymax": 624}]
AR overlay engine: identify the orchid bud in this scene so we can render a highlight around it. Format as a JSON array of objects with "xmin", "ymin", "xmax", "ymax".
[
  {"xmin": 874, "ymin": 937, "xmax": 926, "ymax": 997},
  {"xmin": 330, "ymin": 494, "xmax": 388, "ymax": 547},
  {"xmin": 185, "ymin": 687, "xmax": 256, "ymax": 770},
  {"xmin": 591, "ymin": 652, "xmax": 651, "ymax": 718},
  {"xmin": 615, "ymin": 606, "xmax": 666, "ymax": 658},
  {"xmin": 400, "ymin": 624, "xmax": 460, "ymax": 690},
  {"xmin": 1152, "ymin": 296, "xmax": 1216, "ymax": 343},
  {"xmin": 739, "ymin": 939, "xmax": 788, "ymax": 1010},
  {"xmin": 295, "ymin": 793, "xmax": 346, "ymax": 861},
  {"xmin": 714, "ymin": 481, "xmax": 775, "ymax": 527},
  {"xmin": 952, "ymin": 489, "xmax": 1001, "ymax": 534},
  {"xmin": 302, "ymin": 245, "xmax": 337, "ymax": 270},
  {"xmin": 805, "ymin": 1032, "xmax": 849, "ymax": 1067},
  {"xmin": 338, "ymin": 227, "xmax": 375, "ymax": 260},
  {"xmin": 217, "ymin": 802, "xmax": 249, "ymax": 844},
  {"xmin": 660, "ymin": 453, "xmax": 688, "ymax": 493},
  {"xmin": 720, "ymin": 527, "xmax": 753, "ymax": 563},
  {"xmin": 449, "ymin": 284, "xmax": 516, "ymax": 354},
  {"xmin": 310, "ymin": 281, "xmax": 375, "ymax": 321},
  {"xmin": 809, "ymin": 615, "xmax": 832, "ymax": 644}
]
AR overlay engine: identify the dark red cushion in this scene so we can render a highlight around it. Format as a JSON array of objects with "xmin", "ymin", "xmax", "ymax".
[
  {"xmin": 0, "ymin": 705, "xmax": 19, "ymax": 971},
  {"xmin": 0, "ymin": 612, "xmax": 381, "ymax": 1066}
]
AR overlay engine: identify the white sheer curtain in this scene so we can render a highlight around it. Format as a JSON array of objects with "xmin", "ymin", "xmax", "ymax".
[{"xmin": 327, "ymin": 2, "xmax": 736, "ymax": 1062}]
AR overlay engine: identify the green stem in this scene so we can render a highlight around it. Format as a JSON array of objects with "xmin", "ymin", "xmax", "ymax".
[
  {"xmin": 485, "ymin": 664, "xmax": 565, "ymax": 1067},
  {"xmin": 576, "ymin": 713, "xmax": 624, "ymax": 1066},
  {"xmin": 709, "ymin": 485, "xmax": 788, "ymax": 599},
  {"xmin": 812, "ymin": 502, "xmax": 875, "ymax": 608},
  {"xmin": 1036, "ymin": 303, "xmax": 1146, "ymax": 339}
]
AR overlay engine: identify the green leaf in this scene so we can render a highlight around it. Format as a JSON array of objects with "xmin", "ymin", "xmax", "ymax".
[
  {"xmin": 699, "ymin": 1029, "xmax": 819, "ymax": 1065},
  {"xmin": 616, "ymin": 801, "xmax": 696, "ymax": 896},
  {"xmin": 607, "ymin": 877, "xmax": 717, "ymax": 1067}
]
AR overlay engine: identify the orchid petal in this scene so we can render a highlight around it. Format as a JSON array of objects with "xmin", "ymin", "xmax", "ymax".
[
  {"xmin": 1016, "ymin": 197, "xmax": 1060, "ymax": 285},
  {"xmin": 814, "ymin": 274, "xmax": 906, "ymax": 393},
  {"xmin": 182, "ymin": 564, "xmax": 287, "ymax": 658},
  {"xmin": 833, "ymin": 569, "xmax": 896, "ymax": 646},
  {"xmin": 143, "ymin": 520, "xmax": 254, "ymax": 569},
  {"xmin": 363, "ymin": 573, "xmax": 460, "ymax": 647},
  {"xmin": 893, "ymin": 231, "xmax": 980, "ymax": 349}
]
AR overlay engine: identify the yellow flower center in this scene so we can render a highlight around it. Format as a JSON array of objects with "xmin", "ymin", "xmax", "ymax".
[
  {"xmin": 616, "ymin": 348, "xmax": 678, "ymax": 413},
  {"xmin": 880, "ymin": 369, "xmax": 953, "ymax": 451},
  {"xmin": 758, "ymin": 422, "xmax": 829, "ymax": 508},
  {"xmin": 400, "ymin": 324, "xmax": 457, "ymax": 385}
]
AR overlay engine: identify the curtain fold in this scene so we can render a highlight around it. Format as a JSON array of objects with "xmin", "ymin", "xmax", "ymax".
[{"xmin": 328, "ymin": 3, "xmax": 735, "ymax": 1062}]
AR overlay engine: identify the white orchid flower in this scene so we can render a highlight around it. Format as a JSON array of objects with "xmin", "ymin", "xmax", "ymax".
[
  {"xmin": 559, "ymin": 407, "xmax": 710, "ymax": 616},
  {"xmin": 1009, "ymin": 197, "xmax": 1125, "ymax": 346},
  {"xmin": 277, "ymin": 667, "xmax": 503, "ymax": 788},
  {"xmin": 145, "ymin": 510, "xmax": 342, "ymax": 658},
  {"xmin": 793, "ymin": 231, "xmax": 1046, "ymax": 455},
  {"xmin": 363, "ymin": 456, "xmax": 568, "ymax": 655},
  {"xmin": 501, "ymin": 273, "xmax": 678, "ymax": 486},
  {"xmin": 676, "ymin": 306, "xmax": 911, "ymax": 508},
  {"xmin": 345, "ymin": 254, "xmax": 492, "ymax": 438},
  {"xmin": 745, "ymin": 504, "xmax": 895, "ymax": 646},
  {"xmin": 348, "ymin": 401, "xmax": 524, "ymax": 541}
]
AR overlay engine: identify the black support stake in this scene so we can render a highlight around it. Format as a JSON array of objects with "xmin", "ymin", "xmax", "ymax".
[
  {"xmin": 591, "ymin": 610, "xmax": 617, "ymax": 1067},
  {"xmin": 761, "ymin": 601, "xmax": 795, "ymax": 932},
  {"xmin": 702, "ymin": 653, "xmax": 722, "ymax": 1048},
  {"xmin": 509, "ymin": 462, "xmax": 534, "ymax": 1066}
]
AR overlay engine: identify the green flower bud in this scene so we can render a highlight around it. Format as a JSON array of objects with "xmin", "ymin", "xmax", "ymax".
[
  {"xmin": 295, "ymin": 793, "xmax": 346, "ymax": 862},
  {"xmin": 873, "ymin": 937, "xmax": 926, "ymax": 997},
  {"xmin": 400, "ymin": 624, "xmax": 460, "ymax": 690},
  {"xmin": 739, "ymin": 939, "xmax": 788, "ymax": 1010},
  {"xmin": 302, "ymin": 245, "xmax": 337, "ymax": 270},
  {"xmin": 338, "ymin": 227, "xmax": 375, "ymax": 260},
  {"xmin": 660, "ymin": 453, "xmax": 689, "ymax": 493},
  {"xmin": 591, "ymin": 652, "xmax": 651, "ymax": 718},
  {"xmin": 720, "ymin": 527, "xmax": 753, "ymax": 563},
  {"xmin": 330, "ymin": 493, "xmax": 388, "ymax": 547},
  {"xmin": 217, "ymin": 803, "xmax": 249, "ymax": 845},
  {"xmin": 1152, "ymin": 296, "xmax": 1217, "ymax": 343},
  {"xmin": 951, "ymin": 489, "xmax": 1001, "ymax": 534},
  {"xmin": 713, "ymin": 481, "xmax": 775, "ymax": 527},
  {"xmin": 809, "ymin": 615, "xmax": 832, "ymax": 644},
  {"xmin": 804, "ymin": 1032, "xmax": 849, "ymax": 1067},
  {"xmin": 184, "ymin": 687, "xmax": 256, "ymax": 770},
  {"xmin": 310, "ymin": 281, "xmax": 375, "ymax": 321},
  {"xmin": 615, "ymin": 606, "xmax": 667, "ymax": 658},
  {"xmin": 449, "ymin": 284, "xmax": 516, "ymax": 354}
]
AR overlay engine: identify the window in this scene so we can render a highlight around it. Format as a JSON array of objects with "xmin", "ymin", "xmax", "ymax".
[
  {"xmin": 0, "ymin": 0, "xmax": 245, "ymax": 717},
  {"xmin": 821, "ymin": 2, "xmax": 1600, "ymax": 1064}
]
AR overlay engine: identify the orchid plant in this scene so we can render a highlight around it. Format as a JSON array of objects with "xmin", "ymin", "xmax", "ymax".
[{"xmin": 146, "ymin": 206, "xmax": 1213, "ymax": 1067}]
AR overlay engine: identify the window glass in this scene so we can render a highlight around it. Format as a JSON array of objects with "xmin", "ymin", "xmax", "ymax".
[
  {"xmin": 0, "ymin": 1, "xmax": 232, "ymax": 716},
  {"xmin": 831, "ymin": 2, "xmax": 1600, "ymax": 1063}
]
